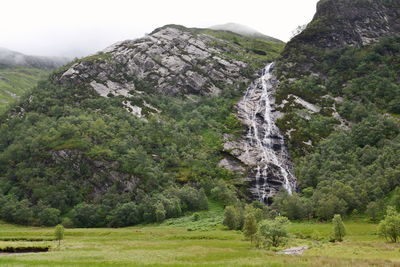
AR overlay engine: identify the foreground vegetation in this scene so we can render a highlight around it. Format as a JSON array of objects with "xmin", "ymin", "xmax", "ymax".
[{"xmin": 0, "ymin": 213, "xmax": 399, "ymax": 266}]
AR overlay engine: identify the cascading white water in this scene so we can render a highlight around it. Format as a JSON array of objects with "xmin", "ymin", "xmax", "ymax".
[{"xmin": 241, "ymin": 62, "xmax": 296, "ymax": 203}]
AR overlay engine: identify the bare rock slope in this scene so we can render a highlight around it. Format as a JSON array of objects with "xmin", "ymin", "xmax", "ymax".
[{"xmin": 58, "ymin": 26, "xmax": 253, "ymax": 98}]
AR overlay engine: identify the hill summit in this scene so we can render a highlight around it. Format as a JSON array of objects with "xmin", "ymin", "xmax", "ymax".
[{"xmin": 209, "ymin": 23, "xmax": 283, "ymax": 43}]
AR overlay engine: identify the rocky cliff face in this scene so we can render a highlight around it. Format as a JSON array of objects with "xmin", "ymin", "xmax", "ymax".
[
  {"xmin": 272, "ymin": 0, "xmax": 400, "ymax": 159},
  {"xmin": 57, "ymin": 26, "xmax": 252, "ymax": 98},
  {"xmin": 280, "ymin": 0, "xmax": 400, "ymax": 75},
  {"xmin": 308, "ymin": 0, "xmax": 400, "ymax": 48}
]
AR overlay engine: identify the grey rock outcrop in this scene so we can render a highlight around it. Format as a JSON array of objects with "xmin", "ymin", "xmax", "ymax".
[
  {"xmin": 310, "ymin": 0, "xmax": 400, "ymax": 48},
  {"xmin": 58, "ymin": 26, "xmax": 250, "ymax": 97},
  {"xmin": 280, "ymin": 0, "xmax": 400, "ymax": 75}
]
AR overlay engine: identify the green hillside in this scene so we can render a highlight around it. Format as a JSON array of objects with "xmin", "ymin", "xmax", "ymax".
[
  {"xmin": 0, "ymin": 25, "xmax": 285, "ymax": 227},
  {"xmin": 0, "ymin": 67, "xmax": 48, "ymax": 113}
]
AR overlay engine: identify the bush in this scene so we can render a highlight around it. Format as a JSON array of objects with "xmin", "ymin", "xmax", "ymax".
[
  {"xmin": 155, "ymin": 202, "xmax": 166, "ymax": 222},
  {"xmin": 210, "ymin": 180, "xmax": 238, "ymax": 205},
  {"xmin": 38, "ymin": 208, "xmax": 61, "ymax": 226},
  {"xmin": 61, "ymin": 217, "xmax": 74, "ymax": 228},
  {"xmin": 332, "ymin": 214, "xmax": 346, "ymax": 242},
  {"xmin": 243, "ymin": 213, "xmax": 257, "ymax": 243},
  {"xmin": 254, "ymin": 217, "xmax": 289, "ymax": 248},
  {"xmin": 54, "ymin": 224, "xmax": 65, "ymax": 246},
  {"xmin": 223, "ymin": 206, "xmax": 240, "ymax": 230},
  {"xmin": 378, "ymin": 206, "xmax": 400, "ymax": 243},
  {"xmin": 108, "ymin": 202, "xmax": 141, "ymax": 227},
  {"xmin": 272, "ymin": 192, "xmax": 307, "ymax": 220},
  {"xmin": 69, "ymin": 203, "xmax": 105, "ymax": 228},
  {"xmin": 177, "ymin": 186, "xmax": 208, "ymax": 211},
  {"xmin": 366, "ymin": 201, "xmax": 382, "ymax": 222}
]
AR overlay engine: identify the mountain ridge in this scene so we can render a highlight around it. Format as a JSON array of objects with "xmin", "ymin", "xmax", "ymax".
[
  {"xmin": 0, "ymin": 47, "xmax": 70, "ymax": 70},
  {"xmin": 209, "ymin": 23, "xmax": 283, "ymax": 43}
]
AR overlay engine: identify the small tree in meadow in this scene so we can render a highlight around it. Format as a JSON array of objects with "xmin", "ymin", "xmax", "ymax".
[
  {"xmin": 243, "ymin": 213, "xmax": 257, "ymax": 243},
  {"xmin": 378, "ymin": 206, "xmax": 400, "ymax": 243},
  {"xmin": 366, "ymin": 201, "xmax": 381, "ymax": 222},
  {"xmin": 254, "ymin": 216, "xmax": 289, "ymax": 248},
  {"xmin": 55, "ymin": 224, "xmax": 65, "ymax": 247},
  {"xmin": 332, "ymin": 214, "xmax": 346, "ymax": 242},
  {"xmin": 223, "ymin": 206, "xmax": 239, "ymax": 230}
]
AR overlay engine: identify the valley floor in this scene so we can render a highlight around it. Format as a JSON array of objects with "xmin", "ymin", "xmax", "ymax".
[{"xmin": 0, "ymin": 216, "xmax": 399, "ymax": 267}]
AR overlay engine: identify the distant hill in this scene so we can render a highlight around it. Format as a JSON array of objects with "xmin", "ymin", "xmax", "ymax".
[
  {"xmin": 0, "ymin": 48, "xmax": 71, "ymax": 112},
  {"xmin": 0, "ymin": 67, "xmax": 48, "ymax": 112},
  {"xmin": 209, "ymin": 23, "xmax": 283, "ymax": 43},
  {"xmin": 0, "ymin": 47, "xmax": 70, "ymax": 70}
]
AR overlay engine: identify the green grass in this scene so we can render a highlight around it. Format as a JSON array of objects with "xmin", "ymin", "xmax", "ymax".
[
  {"xmin": 0, "ymin": 215, "xmax": 399, "ymax": 266},
  {"xmin": 199, "ymin": 29, "xmax": 285, "ymax": 70},
  {"xmin": 0, "ymin": 67, "xmax": 48, "ymax": 113}
]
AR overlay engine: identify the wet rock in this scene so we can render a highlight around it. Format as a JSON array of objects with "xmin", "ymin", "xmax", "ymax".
[{"xmin": 221, "ymin": 64, "xmax": 297, "ymax": 202}]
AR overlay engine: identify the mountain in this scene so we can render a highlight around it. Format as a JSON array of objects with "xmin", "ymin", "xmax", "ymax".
[
  {"xmin": 0, "ymin": 25, "xmax": 284, "ymax": 227},
  {"xmin": 0, "ymin": 0, "xmax": 399, "ymax": 228},
  {"xmin": 0, "ymin": 47, "xmax": 70, "ymax": 70},
  {"xmin": 209, "ymin": 23, "xmax": 283, "ymax": 43},
  {"xmin": 271, "ymin": 0, "xmax": 400, "ymax": 220},
  {"xmin": 0, "ymin": 48, "xmax": 71, "ymax": 112}
]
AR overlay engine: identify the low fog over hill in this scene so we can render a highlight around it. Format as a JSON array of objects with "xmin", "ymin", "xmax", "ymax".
[
  {"xmin": 0, "ymin": 47, "xmax": 70, "ymax": 70},
  {"xmin": 209, "ymin": 23, "xmax": 283, "ymax": 42}
]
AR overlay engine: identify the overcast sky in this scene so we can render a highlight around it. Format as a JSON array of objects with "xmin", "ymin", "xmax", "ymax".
[{"xmin": 0, "ymin": 0, "xmax": 319, "ymax": 58}]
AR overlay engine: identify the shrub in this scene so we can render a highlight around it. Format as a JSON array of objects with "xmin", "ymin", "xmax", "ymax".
[
  {"xmin": 332, "ymin": 214, "xmax": 346, "ymax": 242},
  {"xmin": 254, "ymin": 216, "xmax": 289, "ymax": 248},
  {"xmin": 54, "ymin": 224, "xmax": 65, "ymax": 247},
  {"xmin": 243, "ymin": 213, "xmax": 257, "ymax": 243},
  {"xmin": 223, "ymin": 206, "xmax": 240, "ymax": 230},
  {"xmin": 366, "ymin": 201, "xmax": 382, "ymax": 222},
  {"xmin": 378, "ymin": 206, "xmax": 400, "ymax": 243},
  {"xmin": 38, "ymin": 208, "xmax": 61, "ymax": 226},
  {"xmin": 61, "ymin": 217, "xmax": 74, "ymax": 228},
  {"xmin": 69, "ymin": 203, "xmax": 105, "ymax": 228},
  {"xmin": 108, "ymin": 202, "xmax": 141, "ymax": 227},
  {"xmin": 155, "ymin": 202, "xmax": 166, "ymax": 222}
]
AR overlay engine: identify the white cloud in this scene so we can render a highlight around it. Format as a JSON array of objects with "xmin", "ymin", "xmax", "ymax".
[{"xmin": 0, "ymin": 0, "xmax": 319, "ymax": 57}]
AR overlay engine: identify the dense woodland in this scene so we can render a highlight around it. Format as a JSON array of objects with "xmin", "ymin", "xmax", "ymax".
[
  {"xmin": 0, "ymin": 28, "xmax": 399, "ymax": 227},
  {"xmin": 275, "ymin": 35, "xmax": 400, "ymax": 221}
]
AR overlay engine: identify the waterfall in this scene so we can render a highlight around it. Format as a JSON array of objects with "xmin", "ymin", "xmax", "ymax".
[{"xmin": 239, "ymin": 62, "xmax": 296, "ymax": 204}]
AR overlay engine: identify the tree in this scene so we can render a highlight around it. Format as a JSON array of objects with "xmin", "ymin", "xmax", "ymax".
[
  {"xmin": 69, "ymin": 203, "xmax": 106, "ymax": 228},
  {"xmin": 38, "ymin": 208, "xmax": 61, "ymax": 226},
  {"xmin": 390, "ymin": 187, "xmax": 400, "ymax": 211},
  {"xmin": 55, "ymin": 224, "xmax": 65, "ymax": 247},
  {"xmin": 210, "ymin": 180, "xmax": 238, "ymax": 206},
  {"xmin": 243, "ymin": 213, "xmax": 257, "ymax": 243},
  {"xmin": 378, "ymin": 206, "xmax": 400, "ymax": 243},
  {"xmin": 366, "ymin": 201, "xmax": 381, "ymax": 222},
  {"xmin": 272, "ymin": 192, "xmax": 306, "ymax": 220},
  {"xmin": 332, "ymin": 214, "xmax": 346, "ymax": 242},
  {"xmin": 155, "ymin": 202, "xmax": 166, "ymax": 222},
  {"xmin": 108, "ymin": 202, "xmax": 140, "ymax": 227},
  {"xmin": 254, "ymin": 216, "xmax": 289, "ymax": 248},
  {"xmin": 223, "ymin": 206, "xmax": 239, "ymax": 230},
  {"xmin": 315, "ymin": 195, "xmax": 347, "ymax": 221}
]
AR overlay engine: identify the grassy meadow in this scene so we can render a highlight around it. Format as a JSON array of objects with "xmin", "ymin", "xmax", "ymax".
[{"xmin": 0, "ymin": 203, "xmax": 399, "ymax": 266}]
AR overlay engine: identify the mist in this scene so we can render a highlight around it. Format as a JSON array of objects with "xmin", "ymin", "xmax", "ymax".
[{"xmin": 0, "ymin": 0, "xmax": 319, "ymax": 58}]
